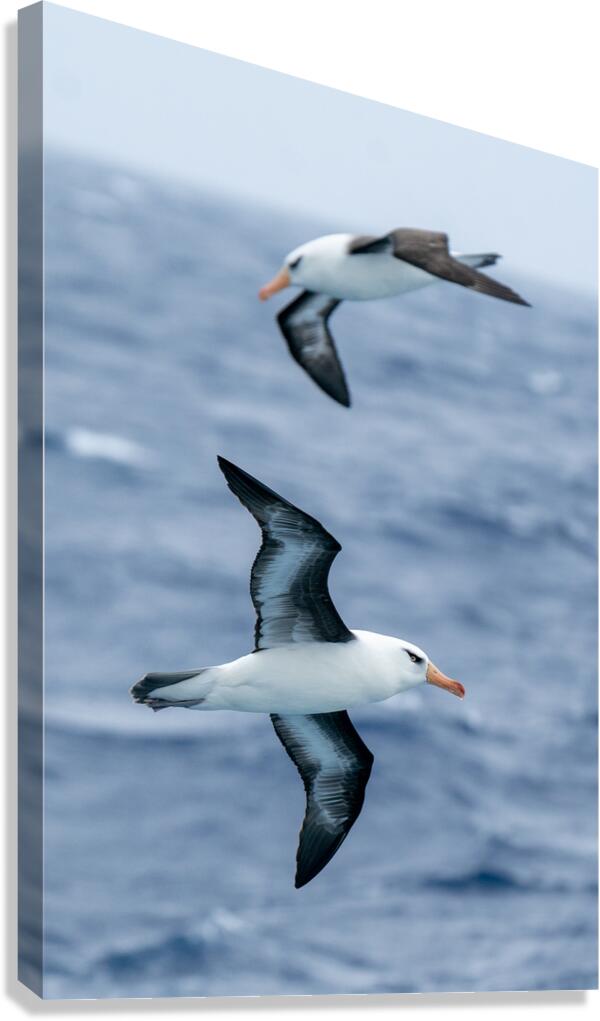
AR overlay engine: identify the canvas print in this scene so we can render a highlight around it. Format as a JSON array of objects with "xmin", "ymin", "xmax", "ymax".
[{"xmin": 18, "ymin": 1, "xmax": 598, "ymax": 1000}]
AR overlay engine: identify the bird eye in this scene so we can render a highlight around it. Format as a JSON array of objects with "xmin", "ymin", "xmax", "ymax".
[
  {"xmin": 289, "ymin": 256, "xmax": 302, "ymax": 270},
  {"xmin": 407, "ymin": 651, "xmax": 423, "ymax": 664}
]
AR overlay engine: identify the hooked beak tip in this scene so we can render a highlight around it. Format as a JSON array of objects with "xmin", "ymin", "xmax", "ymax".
[
  {"xmin": 258, "ymin": 268, "xmax": 291, "ymax": 301},
  {"xmin": 426, "ymin": 662, "xmax": 465, "ymax": 699}
]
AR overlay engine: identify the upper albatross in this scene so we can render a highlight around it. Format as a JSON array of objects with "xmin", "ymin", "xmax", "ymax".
[
  {"xmin": 131, "ymin": 457, "xmax": 465, "ymax": 888},
  {"xmin": 259, "ymin": 228, "xmax": 530, "ymax": 406}
]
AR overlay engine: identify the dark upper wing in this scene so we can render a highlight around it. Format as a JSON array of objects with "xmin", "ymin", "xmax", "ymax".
[
  {"xmin": 217, "ymin": 457, "xmax": 354, "ymax": 650},
  {"xmin": 349, "ymin": 228, "xmax": 530, "ymax": 306},
  {"xmin": 271, "ymin": 711, "xmax": 374, "ymax": 888},
  {"xmin": 276, "ymin": 290, "xmax": 350, "ymax": 407}
]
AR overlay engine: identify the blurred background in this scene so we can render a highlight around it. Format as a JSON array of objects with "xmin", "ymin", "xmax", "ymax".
[{"xmin": 34, "ymin": 3, "xmax": 598, "ymax": 999}]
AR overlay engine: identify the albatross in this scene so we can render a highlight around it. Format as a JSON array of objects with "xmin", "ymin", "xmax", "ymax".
[
  {"xmin": 259, "ymin": 228, "xmax": 530, "ymax": 406},
  {"xmin": 131, "ymin": 457, "xmax": 465, "ymax": 887}
]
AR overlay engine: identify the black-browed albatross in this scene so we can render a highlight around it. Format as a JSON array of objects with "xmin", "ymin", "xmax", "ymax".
[
  {"xmin": 131, "ymin": 457, "xmax": 465, "ymax": 888},
  {"xmin": 259, "ymin": 228, "xmax": 530, "ymax": 407}
]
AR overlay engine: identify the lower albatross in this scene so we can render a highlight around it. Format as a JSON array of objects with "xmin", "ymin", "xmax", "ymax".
[
  {"xmin": 259, "ymin": 228, "xmax": 530, "ymax": 406},
  {"xmin": 131, "ymin": 457, "xmax": 465, "ymax": 888}
]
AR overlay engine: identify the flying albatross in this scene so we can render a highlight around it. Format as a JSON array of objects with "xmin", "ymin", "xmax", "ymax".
[
  {"xmin": 259, "ymin": 228, "xmax": 530, "ymax": 406},
  {"xmin": 131, "ymin": 457, "xmax": 465, "ymax": 888}
]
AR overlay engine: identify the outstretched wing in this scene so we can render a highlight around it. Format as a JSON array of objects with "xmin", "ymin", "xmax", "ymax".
[
  {"xmin": 277, "ymin": 290, "xmax": 350, "ymax": 407},
  {"xmin": 217, "ymin": 457, "xmax": 354, "ymax": 650},
  {"xmin": 349, "ymin": 228, "xmax": 530, "ymax": 306},
  {"xmin": 271, "ymin": 711, "xmax": 374, "ymax": 887}
]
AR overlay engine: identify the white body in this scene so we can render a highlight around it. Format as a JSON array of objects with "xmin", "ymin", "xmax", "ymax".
[
  {"xmin": 146, "ymin": 630, "xmax": 427, "ymax": 715},
  {"xmin": 286, "ymin": 233, "xmax": 480, "ymax": 302}
]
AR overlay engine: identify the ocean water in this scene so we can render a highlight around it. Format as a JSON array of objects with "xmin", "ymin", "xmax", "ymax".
[{"xmin": 33, "ymin": 153, "xmax": 597, "ymax": 997}]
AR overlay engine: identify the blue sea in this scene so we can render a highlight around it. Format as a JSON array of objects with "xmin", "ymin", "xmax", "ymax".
[{"xmin": 33, "ymin": 153, "xmax": 597, "ymax": 998}]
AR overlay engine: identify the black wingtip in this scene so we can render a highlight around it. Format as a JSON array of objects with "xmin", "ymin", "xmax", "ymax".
[
  {"xmin": 315, "ymin": 385, "xmax": 351, "ymax": 408},
  {"xmin": 217, "ymin": 455, "xmax": 249, "ymax": 486},
  {"xmin": 217, "ymin": 455, "xmax": 300, "ymax": 527},
  {"xmin": 216, "ymin": 454, "xmax": 233, "ymax": 473},
  {"xmin": 325, "ymin": 383, "xmax": 351, "ymax": 407},
  {"xmin": 294, "ymin": 859, "xmax": 331, "ymax": 889},
  {"xmin": 217, "ymin": 455, "xmax": 267, "ymax": 495},
  {"xmin": 294, "ymin": 869, "xmax": 313, "ymax": 890}
]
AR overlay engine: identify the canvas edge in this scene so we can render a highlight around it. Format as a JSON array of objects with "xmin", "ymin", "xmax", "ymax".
[{"xmin": 17, "ymin": 0, "xmax": 45, "ymax": 1000}]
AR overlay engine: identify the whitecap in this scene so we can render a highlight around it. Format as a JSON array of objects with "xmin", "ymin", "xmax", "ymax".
[
  {"xmin": 529, "ymin": 369, "xmax": 563, "ymax": 395},
  {"xmin": 64, "ymin": 427, "xmax": 152, "ymax": 468}
]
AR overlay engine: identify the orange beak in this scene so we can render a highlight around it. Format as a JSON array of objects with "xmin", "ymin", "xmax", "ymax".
[
  {"xmin": 259, "ymin": 267, "xmax": 291, "ymax": 301},
  {"xmin": 426, "ymin": 661, "xmax": 465, "ymax": 699}
]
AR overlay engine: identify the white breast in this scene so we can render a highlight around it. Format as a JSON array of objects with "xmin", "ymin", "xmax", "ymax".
[
  {"xmin": 200, "ymin": 630, "xmax": 409, "ymax": 714},
  {"xmin": 297, "ymin": 234, "xmax": 436, "ymax": 301}
]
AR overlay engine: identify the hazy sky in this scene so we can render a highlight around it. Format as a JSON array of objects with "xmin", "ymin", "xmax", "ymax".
[{"xmin": 42, "ymin": 3, "xmax": 597, "ymax": 295}]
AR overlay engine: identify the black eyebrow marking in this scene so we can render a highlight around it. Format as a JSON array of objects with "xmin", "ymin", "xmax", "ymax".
[
  {"xmin": 289, "ymin": 255, "xmax": 303, "ymax": 269},
  {"xmin": 406, "ymin": 649, "xmax": 423, "ymax": 663}
]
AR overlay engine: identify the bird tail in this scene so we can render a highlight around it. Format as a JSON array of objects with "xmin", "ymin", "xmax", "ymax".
[
  {"xmin": 456, "ymin": 252, "xmax": 501, "ymax": 269},
  {"xmin": 130, "ymin": 669, "xmax": 210, "ymax": 711}
]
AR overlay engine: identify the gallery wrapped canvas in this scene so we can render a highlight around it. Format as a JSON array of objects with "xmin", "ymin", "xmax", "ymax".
[{"xmin": 18, "ymin": 1, "xmax": 598, "ymax": 1000}]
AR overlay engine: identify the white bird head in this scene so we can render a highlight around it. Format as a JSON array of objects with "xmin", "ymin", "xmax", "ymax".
[
  {"xmin": 258, "ymin": 245, "xmax": 307, "ymax": 300},
  {"xmin": 258, "ymin": 235, "xmax": 348, "ymax": 300},
  {"xmin": 397, "ymin": 639, "xmax": 465, "ymax": 699}
]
